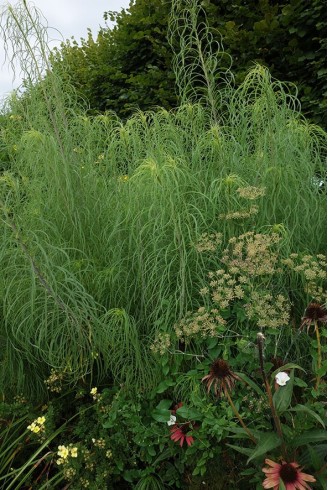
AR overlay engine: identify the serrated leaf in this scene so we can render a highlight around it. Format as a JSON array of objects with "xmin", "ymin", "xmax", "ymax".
[
  {"xmin": 247, "ymin": 433, "xmax": 281, "ymax": 463},
  {"xmin": 289, "ymin": 404, "xmax": 325, "ymax": 429}
]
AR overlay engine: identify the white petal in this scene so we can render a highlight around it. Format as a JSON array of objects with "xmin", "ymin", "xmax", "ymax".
[
  {"xmin": 275, "ymin": 371, "xmax": 290, "ymax": 386},
  {"xmin": 167, "ymin": 415, "xmax": 177, "ymax": 426}
]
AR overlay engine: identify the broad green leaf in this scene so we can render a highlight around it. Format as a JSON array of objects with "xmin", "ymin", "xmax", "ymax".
[
  {"xmin": 176, "ymin": 406, "xmax": 202, "ymax": 420},
  {"xmin": 247, "ymin": 432, "xmax": 281, "ymax": 463},
  {"xmin": 151, "ymin": 408, "xmax": 171, "ymax": 423},
  {"xmin": 236, "ymin": 372, "xmax": 264, "ymax": 397},
  {"xmin": 291, "ymin": 430, "xmax": 327, "ymax": 447},
  {"xmin": 156, "ymin": 399, "xmax": 172, "ymax": 410},
  {"xmin": 289, "ymin": 404, "xmax": 326, "ymax": 429},
  {"xmin": 156, "ymin": 379, "xmax": 175, "ymax": 393},
  {"xmin": 271, "ymin": 364, "xmax": 305, "ymax": 381},
  {"xmin": 226, "ymin": 444, "xmax": 253, "ymax": 457},
  {"xmin": 273, "ymin": 370, "xmax": 294, "ymax": 413}
]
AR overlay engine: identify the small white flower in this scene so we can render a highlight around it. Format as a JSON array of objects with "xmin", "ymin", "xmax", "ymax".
[
  {"xmin": 167, "ymin": 415, "xmax": 177, "ymax": 426},
  {"xmin": 275, "ymin": 371, "xmax": 290, "ymax": 386}
]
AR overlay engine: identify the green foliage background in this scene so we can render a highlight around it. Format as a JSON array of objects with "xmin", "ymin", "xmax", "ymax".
[{"xmin": 51, "ymin": 0, "xmax": 326, "ymax": 125}]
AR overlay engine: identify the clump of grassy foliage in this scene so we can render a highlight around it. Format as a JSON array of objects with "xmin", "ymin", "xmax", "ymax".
[
  {"xmin": 0, "ymin": 0, "xmax": 326, "ymax": 402},
  {"xmin": 0, "ymin": 1, "xmax": 326, "ymax": 489}
]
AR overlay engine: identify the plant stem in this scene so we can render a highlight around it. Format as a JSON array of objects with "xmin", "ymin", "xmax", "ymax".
[
  {"xmin": 224, "ymin": 386, "xmax": 257, "ymax": 444},
  {"xmin": 257, "ymin": 332, "xmax": 288, "ymax": 459},
  {"xmin": 314, "ymin": 320, "xmax": 322, "ymax": 390}
]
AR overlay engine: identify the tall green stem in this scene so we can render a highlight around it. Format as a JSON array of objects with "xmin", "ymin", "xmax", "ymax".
[
  {"xmin": 257, "ymin": 333, "xmax": 287, "ymax": 459},
  {"xmin": 224, "ymin": 386, "xmax": 257, "ymax": 444},
  {"xmin": 314, "ymin": 320, "xmax": 322, "ymax": 390}
]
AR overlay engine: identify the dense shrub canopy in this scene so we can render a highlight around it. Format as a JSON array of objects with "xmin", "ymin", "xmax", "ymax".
[{"xmin": 51, "ymin": 0, "xmax": 326, "ymax": 125}]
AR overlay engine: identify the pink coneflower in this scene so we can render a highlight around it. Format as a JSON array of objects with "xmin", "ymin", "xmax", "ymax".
[
  {"xmin": 202, "ymin": 358, "xmax": 239, "ymax": 397},
  {"xmin": 170, "ymin": 423, "xmax": 194, "ymax": 447},
  {"xmin": 262, "ymin": 459, "xmax": 316, "ymax": 489},
  {"xmin": 301, "ymin": 302, "xmax": 326, "ymax": 332}
]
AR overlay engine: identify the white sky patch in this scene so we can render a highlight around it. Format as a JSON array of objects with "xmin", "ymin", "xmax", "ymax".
[{"xmin": 0, "ymin": 0, "xmax": 130, "ymax": 98}]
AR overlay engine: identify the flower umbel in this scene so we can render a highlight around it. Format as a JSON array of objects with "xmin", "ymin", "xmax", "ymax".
[
  {"xmin": 202, "ymin": 358, "xmax": 239, "ymax": 397},
  {"xmin": 262, "ymin": 459, "xmax": 316, "ymax": 489}
]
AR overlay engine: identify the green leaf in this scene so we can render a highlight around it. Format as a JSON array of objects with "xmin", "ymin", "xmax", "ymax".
[
  {"xmin": 291, "ymin": 430, "xmax": 327, "ymax": 447},
  {"xmin": 289, "ymin": 404, "xmax": 326, "ymax": 429},
  {"xmin": 236, "ymin": 372, "xmax": 264, "ymax": 397},
  {"xmin": 156, "ymin": 399, "xmax": 172, "ymax": 410},
  {"xmin": 151, "ymin": 408, "xmax": 171, "ymax": 423},
  {"xmin": 176, "ymin": 406, "xmax": 202, "ymax": 420},
  {"xmin": 226, "ymin": 443, "xmax": 253, "ymax": 457},
  {"xmin": 271, "ymin": 364, "xmax": 305, "ymax": 381},
  {"xmin": 156, "ymin": 379, "xmax": 175, "ymax": 393},
  {"xmin": 271, "ymin": 362, "xmax": 306, "ymax": 381},
  {"xmin": 273, "ymin": 370, "xmax": 294, "ymax": 414},
  {"xmin": 279, "ymin": 479, "xmax": 286, "ymax": 490},
  {"xmin": 247, "ymin": 433, "xmax": 281, "ymax": 463},
  {"xmin": 293, "ymin": 377, "xmax": 307, "ymax": 388}
]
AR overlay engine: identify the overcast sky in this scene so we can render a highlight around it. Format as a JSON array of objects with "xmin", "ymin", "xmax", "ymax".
[{"xmin": 0, "ymin": 0, "xmax": 130, "ymax": 97}]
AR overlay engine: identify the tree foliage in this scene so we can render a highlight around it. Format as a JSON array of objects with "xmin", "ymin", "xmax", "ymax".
[{"xmin": 51, "ymin": 0, "xmax": 326, "ymax": 126}]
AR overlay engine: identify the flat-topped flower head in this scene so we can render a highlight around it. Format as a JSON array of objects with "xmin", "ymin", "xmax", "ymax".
[
  {"xmin": 202, "ymin": 358, "xmax": 239, "ymax": 397},
  {"xmin": 262, "ymin": 459, "xmax": 316, "ymax": 489},
  {"xmin": 301, "ymin": 302, "xmax": 327, "ymax": 332}
]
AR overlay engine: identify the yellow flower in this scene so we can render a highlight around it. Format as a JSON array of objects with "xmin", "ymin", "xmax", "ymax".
[
  {"xmin": 36, "ymin": 416, "xmax": 46, "ymax": 425},
  {"xmin": 70, "ymin": 447, "xmax": 78, "ymax": 458},
  {"xmin": 57, "ymin": 445, "xmax": 69, "ymax": 459},
  {"xmin": 90, "ymin": 387, "xmax": 97, "ymax": 396}
]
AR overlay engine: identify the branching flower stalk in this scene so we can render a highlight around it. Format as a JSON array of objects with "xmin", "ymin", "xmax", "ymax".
[{"xmin": 257, "ymin": 332, "xmax": 287, "ymax": 459}]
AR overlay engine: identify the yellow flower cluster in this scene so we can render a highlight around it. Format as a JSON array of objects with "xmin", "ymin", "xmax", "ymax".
[
  {"xmin": 150, "ymin": 332, "xmax": 171, "ymax": 355},
  {"xmin": 194, "ymin": 232, "xmax": 222, "ymax": 253},
  {"xmin": 44, "ymin": 369, "xmax": 64, "ymax": 393},
  {"xmin": 73, "ymin": 147, "xmax": 83, "ymax": 154},
  {"xmin": 95, "ymin": 153, "xmax": 105, "ymax": 164},
  {"xmin": 222, "ymin": 232, "xmax": 281, "ymax": 276},
  {"xmin": 92, "ymin": 437, "xmax": 106, "ymax": 449},
  {"xmin": 282, "ymin": 253, "xmax": 326, "ymax": 303},
  {"xmin": 118, "ymin": 174, "xmax": 129, "ymax": 182},
  {"xmin": 27, "ymin": 416, "xmax": 46, "ymax": 434},
  {"xmin": 174, "ymin": 307, "xmax": 226, "ymax": 342},
  {"xmin": 90, "ymin": 387, "xmax": 101, "ymax": 402},
  {"xmin": 236, "ymin": 186, "xmax": 266, "ymax": 200},
  {"xmin": 56, "ymin": 445, "xmax": 78, "ymax": 465},
  {"xmin": 244, "ymin": 291, "xmax": 290, "ymax": 328},
  {"xmin": 207, "ymin": 269, "xmax": 247, "ymax": 310},
  {"xmin": 9, "ymin": 114, "xmax": 23, "ymax": 121},
  {"xmin": 219, "ymin": 205, "xmax": 259, "ymax": 220}
]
